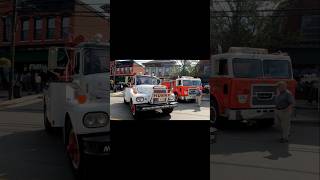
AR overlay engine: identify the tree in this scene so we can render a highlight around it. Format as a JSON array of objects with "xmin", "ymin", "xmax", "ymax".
[
  {"xmin": 176, "ymin": 60, "xmax": 199, "ymax": 77},
  {"xmin": 211, "ymin": 0, "xmax": 302, "ymax": 54}
]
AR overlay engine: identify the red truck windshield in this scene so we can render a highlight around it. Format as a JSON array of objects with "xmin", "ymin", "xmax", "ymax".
[
  {"xmin": 232, "ymin": 58, "xmax": 291, "ymax": 78},
  {"xmin": 183, "ymin": 80, "xmax": 201, "ymax": 86}
]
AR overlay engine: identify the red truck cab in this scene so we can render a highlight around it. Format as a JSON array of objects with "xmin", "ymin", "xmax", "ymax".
[
  {"xmin": 162, "ymin": 76, "xmax": 202, "ymax": 102},
  {"xmin": 210, "ymin": 47, "xmax": 296, "ymax": 124}
]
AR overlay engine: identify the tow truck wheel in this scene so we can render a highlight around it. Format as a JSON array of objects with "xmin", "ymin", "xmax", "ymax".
[
  {"xmin": 162, "ymin": 108, "xmax": 174, "ymax": 114},
  {"xmin": 130, "ymin": 100, "xmax": 139, "ymax": 119},
  {"xmin": 65, "ymin": 120, "xmax": 86, "ymax": 179},
  {"xmin": 43, "ymin": 97, "xmax": 52, "ymax": 132}
]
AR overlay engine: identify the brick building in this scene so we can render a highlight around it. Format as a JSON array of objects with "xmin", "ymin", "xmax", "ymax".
[
  {"xmin": 0, "ymin": 0, "xmax": 109, "ymax": 73},
  {"xmin": 111, "ymin": 60, "xmax": 145, "ymax": 84},
  {"xmin": 143, "ymin": 60, "xmax": 179, "ymax": 80}
]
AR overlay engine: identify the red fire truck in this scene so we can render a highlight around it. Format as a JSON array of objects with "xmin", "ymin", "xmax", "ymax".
[
  {"xmin": 210, "ymin": 47, "xmax": 296, "ymax": 125},
  {"xmin": 162, "ymin": 76, "xmax": 202, "ymax": 102}
]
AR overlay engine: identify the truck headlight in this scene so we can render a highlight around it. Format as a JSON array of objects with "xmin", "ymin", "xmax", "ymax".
[
  {"xmin": 237, "ymin": 95, "xmax": 248, "ymax": 104},
  {"xmin": 168, "ymin": 95, "xmax": 175, "ymax": 101},
  {"xmin": 83, "ymin": 112, "xmax": 109, "ymax": 128},
  {"xmin": 136, "ymin": 97, "xmax": 144, "ymax": 102}
]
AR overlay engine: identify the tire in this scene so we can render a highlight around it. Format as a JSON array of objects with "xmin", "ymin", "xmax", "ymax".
[
  {"xmin": 162, "ymin": 108, "xmax": 174, "ymax": 114},
  {"xmin": 65, "ymin": 120, "xmax": 86, "ymax": 179},
  {"xmin": 130, "ymin": 100, "xmax": 140, "ymax": 119},
  {"xmin": 210, "ymin": 99, "xmax": 219, "ymax": 126},
  {"xmin": 43, "ymin": 97, "xmax": 52, "ymax": 132}
]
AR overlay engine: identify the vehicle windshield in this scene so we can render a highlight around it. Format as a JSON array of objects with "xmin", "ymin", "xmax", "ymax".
[
  {"xmin": 232, "ymin": 59, "xmax": 263, "ymax": 78},
  {"xmin": 136, "ymin": 76, "xmax": 159, "ymax": 85},
  {"xmin": 263, "ymin": 60, "xmax": 291, "ymax": 78},
  {"xmin": 183, "ymin": 80, "xmax": 201, "ymax": 86},
  {"xmin": 232, "ymin": 58, "xmax": 291, "ymax": 78},
  {"xmin": 83, "ymin": 48, "xmax": 109, "ymax": 75}
]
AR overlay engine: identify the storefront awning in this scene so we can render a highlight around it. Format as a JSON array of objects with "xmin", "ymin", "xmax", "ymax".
[
  {"xmin": 2, "ymin": 50, "xmax": 66, "ymax": 64},
  {"xmin": 0, "ymin": 57, "xmax": 11, "ymax": 67}
]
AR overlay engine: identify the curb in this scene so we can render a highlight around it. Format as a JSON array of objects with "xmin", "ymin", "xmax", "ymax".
[
  {"xmin": 110, "ymin": 93, "xmax": 124, "ymax": 97},
  {"xmin": 0, "ymin": 94, "xmax": 43, "ymax": 108}
]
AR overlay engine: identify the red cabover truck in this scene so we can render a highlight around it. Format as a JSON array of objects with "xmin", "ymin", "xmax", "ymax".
[
  {"xmin": 162, "ymin": 76, "xmax": 202, "ymax": 102},
  {"xmin": 210, "ymin": 47, "xmax": 297, "ymax": 126}
]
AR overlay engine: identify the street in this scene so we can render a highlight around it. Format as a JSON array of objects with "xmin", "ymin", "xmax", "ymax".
[
  {"xmin": 110, "ymin": 92, "xmax": 210, "ymax": 120},
  {"xmin": 211, "ymin": 120, "xmax": 320, "ymax": 180},
  {"xmin": 0, "ymin": 98, "xmax": 108, "ymax": 180}
]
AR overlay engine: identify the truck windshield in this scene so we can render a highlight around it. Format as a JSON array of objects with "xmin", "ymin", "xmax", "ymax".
[
  {"xmin": 183, "ymin": 80, "xmax": 201, "ymax": 86},
  {"xmin": 136, "ymin": 76, "xmax": 159, "ymax": 85},
  {"xmin": 232, "ymin": 58, "xmax": 291, "ymax": 78},
  {"xmin": 263, "ymin": 60, "xmax": 291, "ymax": 78},
  {"xmin": 83, "ymin": 48, "xmax": 108, "ymax": 75},
  {"xmin": 233, "ymin": 59, "xmax": 263, "ymax": 78}
]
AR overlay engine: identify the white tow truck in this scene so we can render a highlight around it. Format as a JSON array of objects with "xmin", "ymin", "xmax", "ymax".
[
  {"xmin": 43, "ymin": 40, "xmax": 110, "ymax": 176},
  {"xmin": 123, "ymin": 74, "xmax": 177, "ymax": 119}
]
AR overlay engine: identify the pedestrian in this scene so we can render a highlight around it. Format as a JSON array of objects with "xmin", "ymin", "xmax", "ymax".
[
  {"xmin": 275, "ymin": 81, "xmax": 294, "ymax": 143},
  {"xmin": 26, "ymin": 71, "xmax": 32, "ymax": 94},
  {"xmin": 196, "ymin": 87, "xmax": 202, "ymax": 107},
  {"xmin": 35, "ymin": 73, "xmax": 42, "ymax": 93}
]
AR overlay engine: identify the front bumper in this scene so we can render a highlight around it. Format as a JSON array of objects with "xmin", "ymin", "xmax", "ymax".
[
  {"xmin": 81, "ymin": 133, "xmax": 111, "ymax": 156},
  {"xmin": 225, "ymin": 108, "xmax": 275, "ymax": 120},
  {"xmin": 180, "ymin": 95, "xmax": 196, "ymax": 100},
  {"xmin": 136, "ymin": 102, "xmax": 178, "ymax": 111}
]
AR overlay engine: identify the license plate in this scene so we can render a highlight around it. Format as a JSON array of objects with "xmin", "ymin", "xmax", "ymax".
[
  {"xmin": 156, "ymin": 97, "xmax": 166, "ymax": 102},
  {"xmin": 154, "ymin": 93, "xmax": 166, "ymax": 98}
]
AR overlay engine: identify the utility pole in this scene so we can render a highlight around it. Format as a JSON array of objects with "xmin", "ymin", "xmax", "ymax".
[{"xmin": 9, "ymin": 0, "xmax": 18, "ymax": 100}]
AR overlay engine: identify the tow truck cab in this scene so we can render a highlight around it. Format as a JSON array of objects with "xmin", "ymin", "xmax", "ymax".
[
  {"xmin": 210, "ymin": 47, "xmax": 296, "ymax": 122},
  {"xmin": 44, "ymin": 41, "xmax": 110, "ymax": 173}
]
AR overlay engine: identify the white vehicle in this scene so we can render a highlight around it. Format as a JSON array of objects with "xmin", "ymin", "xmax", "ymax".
[
  {"xmin": 43, "ymin": 41, "xmax": 110, "ymax": 176},
  {"xmin": 123, "ymin": 75, "xmax": 177, "ymax": 119}
]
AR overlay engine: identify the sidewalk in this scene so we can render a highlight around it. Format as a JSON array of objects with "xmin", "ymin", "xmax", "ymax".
[
  {"xmin": 0, "ymin": 90, "xmax": 43, "ymax": 108},
  {"xmin": 110, "ymin": 91, "xmax": 124, "ymax": 97},
  {"xmin": 293, "ymin": 99, "xmax": 320, "ymax": 124}
]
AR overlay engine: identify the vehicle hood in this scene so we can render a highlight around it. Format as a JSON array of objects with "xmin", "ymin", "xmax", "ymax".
[{"xmin": 135, "ymin": 84, "xmax": 167, "ymax": 94}]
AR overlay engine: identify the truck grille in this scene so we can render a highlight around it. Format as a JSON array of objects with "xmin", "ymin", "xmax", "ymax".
[
  {"xmin": 153, "ymin": 88, "xmax": 168, "ymax": 104},
  {"xmin": 188, "ymin": 88, "xmax": 197, "ymax": 95},
  {"xmin": 251, "ymin": 85, "xmax": 276, "ymax": 106}
]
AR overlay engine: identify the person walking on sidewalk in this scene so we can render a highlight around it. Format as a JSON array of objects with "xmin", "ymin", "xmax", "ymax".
[
  {"xmin": 275, "ymin": 81, "xmax": 294, "ymax": 143},
  {"xmin": 35, "ymin": 73, "xmax": 42, "ymax": 94},
  {"xmin": 196, "ymin": 87, "xmax": 202, "ymax": 107}
]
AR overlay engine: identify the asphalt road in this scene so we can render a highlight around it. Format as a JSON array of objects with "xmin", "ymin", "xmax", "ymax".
[
  {"xmin": 0, "ymin": 99, "xmax": 109, "ymax": 180},
  {"xmin": 110, "ymin": 95, "xmax": 210, "ymax": 120},
  {"xmin": 211, "ymin": 121, "xmax": 320, "ymax": 180}
]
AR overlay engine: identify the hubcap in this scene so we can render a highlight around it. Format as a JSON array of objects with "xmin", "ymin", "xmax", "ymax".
[
  {"xmin": 67, "ymin": 129, "xmax": 80, "ymax": 169},
  {"xmin": 131, "ymin": 102, "xmax": 136, "ymax": 115}
]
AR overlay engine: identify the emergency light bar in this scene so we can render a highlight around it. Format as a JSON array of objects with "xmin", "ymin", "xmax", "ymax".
[{"xmin": 228, "ymin": 47, "xmax": 268, "ymax": 54}]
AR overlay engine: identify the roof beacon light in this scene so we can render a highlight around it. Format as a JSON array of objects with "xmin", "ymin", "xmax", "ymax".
[{"xmin": 228, "ymin": 47, "xmax": 268, "ymax": 54}]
